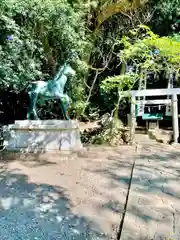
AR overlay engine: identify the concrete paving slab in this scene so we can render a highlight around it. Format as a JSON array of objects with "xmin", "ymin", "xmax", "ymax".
[
  {"xmin": 0, "ymin": 146, "xmax": 134, "ymax": 239},
  {"xmin": 2, "ymin": 134, "xmax": 180, "ymax": 239},
  {"xmin": 121, "ymin": 142, "xmax": 180, "ymax": 240}
]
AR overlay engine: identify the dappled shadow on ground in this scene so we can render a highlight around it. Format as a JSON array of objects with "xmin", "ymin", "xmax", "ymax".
[
  {"xmin": 120, "ymin": 147, "xmax": 180, "ymax": 240},
  {"xmin": 0, "ymin": 165, "xmax": 107, "ymax": 240},
  {"xmin": 84, "ymin": 145, "xmax": 180, "ymax": 239},
  {"xmin": 1, "ymin": 152, "xmax": 58, "ymax": 167},
  {"xmin": 1, "ymin": 151, "xmax": 78, "ymax": 168},
  {"xmin": 81, "ymin": 147, "xmax": 135, "ymax": 238},
  {"xmin": 2, "ymin": 143, "xmax": 180, "ymax": 239}
]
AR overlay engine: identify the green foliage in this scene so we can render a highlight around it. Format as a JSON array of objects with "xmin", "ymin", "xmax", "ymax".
[
  {"xmin": 144, "ymin": 36, "xmax": 180, "ymax": 65},
  {"xmin": 100, "ymin": 25, "xmax": 180, "ymax": 99},
  {"xmin": 0, "ymin": 0, "xmax": 90, "ymax": 86},
  {"xmin": 68, "ymin": 59, "xmax": 89, "ymax": 118},
  {"xmin": 101, "ymin": 73, "xmax": 139, "ymax": 92},
  {"xmin": 0, "ymin": 14, "xmax": 44, "ymax": 90},
  {"xmin": 151, "ymin": 0, "xmax": 180, "ymax": 35},
  {"xmin": 81, "ymin": 117, "xmax": 129, "ymax": 146},
  {"xmin": 121, "ymin": 25, "xmax": 180, "ymax": 71},
  {"xmin": 1, "ymin": 0, "xmax": 180, "ymax": 121},
  {"xmin": 0, "ymin": 0, "xmax": 92, "ymax": 118}
]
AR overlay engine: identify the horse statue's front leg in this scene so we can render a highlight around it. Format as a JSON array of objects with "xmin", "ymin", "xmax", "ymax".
[
  {"xmin": 59, "ymin": 94, "xmax": 70, "ymax": 120},
  {"xmin": 27, "ymin": 91, "xmax": 39, "ymax": 120},
  {"xmin": 27, "ymin": 92, "xmax": 33, "ymax": 120},
  {"xmin": 27, "ymin": 110, "xmax": 31, "ymax": 120}
]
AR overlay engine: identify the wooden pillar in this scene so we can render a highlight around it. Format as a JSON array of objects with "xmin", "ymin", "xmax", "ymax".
[
  {"xmin": 130, "ymin": 96, "xmax": 136, "ymax": 143},
  {"xmin": 172, "ymin": 94, "xmax": 179, "ymax": 143}
]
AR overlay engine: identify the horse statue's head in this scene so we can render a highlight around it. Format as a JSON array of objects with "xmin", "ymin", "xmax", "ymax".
[
  {"xmin": 62, "ymin": 63, "xmax": 75, "ymax": 77},
  {"xmin": 62, "ymin": 51, "xmax": 78, "ymax": 76},
  {"xmin": 53, "ymin": 52, "xmax": 77, "ymax": 82}
]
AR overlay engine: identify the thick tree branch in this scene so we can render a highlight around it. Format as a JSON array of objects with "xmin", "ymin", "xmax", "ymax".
[{"xmin": 83, "ymin": 43, "xmax": 116, "ymax": 113}]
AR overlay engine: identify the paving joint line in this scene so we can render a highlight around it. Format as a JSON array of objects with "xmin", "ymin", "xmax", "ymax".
[{"xmin": 116, "ymin": 144, "xmax": 138, "ymax": 240}]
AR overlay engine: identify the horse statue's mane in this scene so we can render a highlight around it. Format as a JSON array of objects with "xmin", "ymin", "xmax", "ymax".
[
  {"xmin": 53, "ymin": 55, "xmax": 74, "ymax": 82},
  {"xmin": 53, "ymin": 64, "xmax": 65, "ymax": 82}
]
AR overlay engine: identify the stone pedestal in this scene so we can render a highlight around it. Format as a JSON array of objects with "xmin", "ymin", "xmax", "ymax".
[{"xmin": 6, "ymin": 120, "xmax": 82, "ymax": 152}]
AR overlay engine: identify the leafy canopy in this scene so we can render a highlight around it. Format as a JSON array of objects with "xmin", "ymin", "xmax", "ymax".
[
  {"xmin": 0, "ymin": 0, "xmax": 90, "ymax": 92},
  {"xmin": 101, "ymin": 25, "xmax": 180, "ymax": 93}
]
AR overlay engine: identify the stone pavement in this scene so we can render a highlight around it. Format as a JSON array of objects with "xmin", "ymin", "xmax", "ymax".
[
  {"xmin": 121, "ymin": 139, "xmax": 180, "ymax": 240},
  {"xmin": 0, "ymin": 146, "xmax": 134, "ymax": 239},
  {"xmin": 1, "ymin": 138, "xmax": 180, "ymax": 239}
]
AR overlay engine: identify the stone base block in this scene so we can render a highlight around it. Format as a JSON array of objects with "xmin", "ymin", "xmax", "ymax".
[{"xmin": 6, "ymin": 120, "xmax": 82, "ymax": 152}]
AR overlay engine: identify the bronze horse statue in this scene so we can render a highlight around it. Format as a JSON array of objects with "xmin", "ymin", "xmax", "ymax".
[{"xmin": 27, "ymin": 61, "xmax": 75, "ymax": 120}]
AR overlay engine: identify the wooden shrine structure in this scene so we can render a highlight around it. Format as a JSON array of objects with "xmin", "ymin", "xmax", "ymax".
[
  {"xmin": 127, "ymin": 88, "xmax": 180, "ymax": 143},
  {"xmin": 136, "ymin": 72, "xmax": 174, "ymax": 120}
]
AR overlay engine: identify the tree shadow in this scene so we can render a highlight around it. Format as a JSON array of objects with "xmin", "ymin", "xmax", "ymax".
[
  {"xmin": 119, "ymin": 149, "xmax": 180, "ymax": 239},
  {"xmin": 1, "ymin": 148, "xmax": 78, "ymax": 168},
  {"xmin": 1, "ymin": 152, "xmax": 58, "ymax": 167},
  {"xmin": 84, "ymin": 145, "xmax": 180, "ymax": 239},
  {"xmin": 0, "ymin": 166, "xmax": 107, "ymax": 239}
]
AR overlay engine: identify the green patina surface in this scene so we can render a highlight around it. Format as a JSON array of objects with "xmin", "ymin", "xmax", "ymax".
[{"xmin": 27, "ymin": 58, "xmax": 76, "ymax": 121}]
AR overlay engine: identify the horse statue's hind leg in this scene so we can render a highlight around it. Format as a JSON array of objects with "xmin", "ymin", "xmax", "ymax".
[{"xmin": 27, "ymin": 91, "xmax": 39, "ymax": 120}]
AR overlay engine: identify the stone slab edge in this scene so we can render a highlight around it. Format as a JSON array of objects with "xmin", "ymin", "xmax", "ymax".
[{"xmin": 8, "ymin": 120, "xmax": 80, "ymax": 130}]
